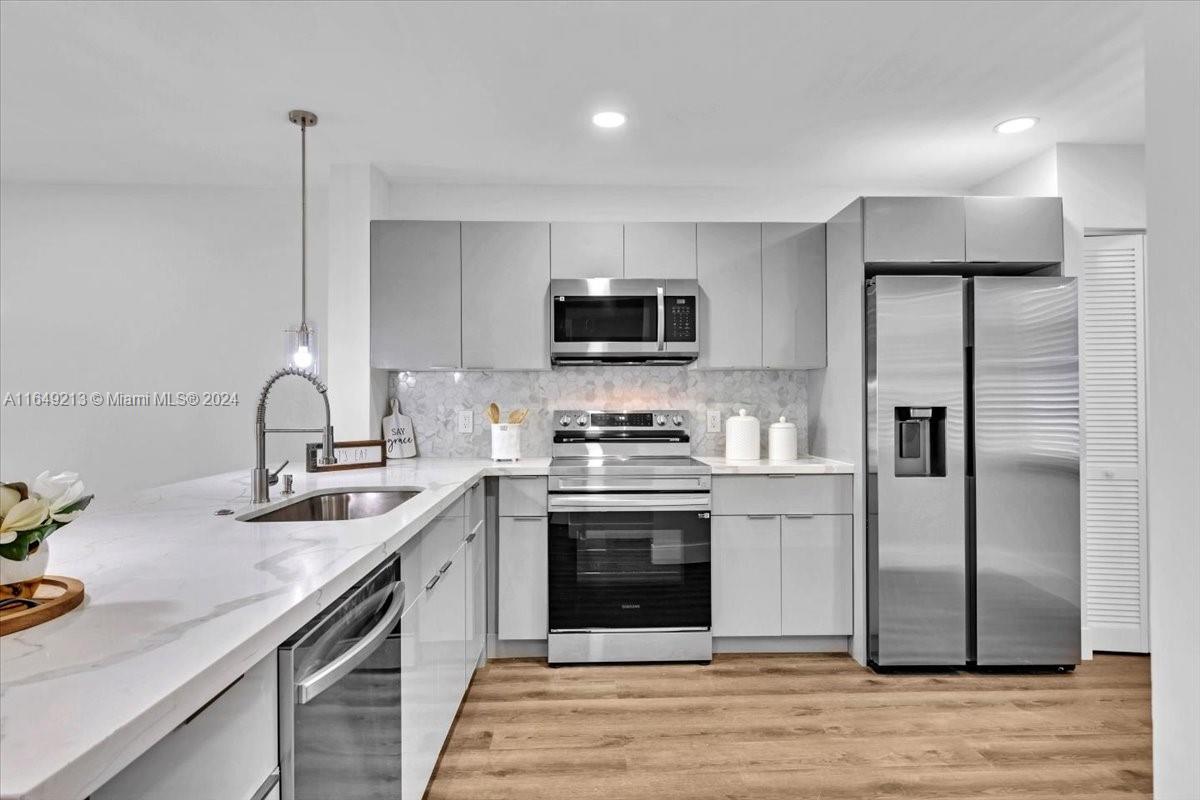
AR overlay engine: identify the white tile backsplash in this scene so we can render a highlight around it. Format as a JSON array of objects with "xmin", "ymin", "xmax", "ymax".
[{"xmin": 388, "ymin": 367, "xmax": 807, "ymax": 458}]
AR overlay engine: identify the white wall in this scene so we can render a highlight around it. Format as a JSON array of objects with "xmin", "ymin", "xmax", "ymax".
[
  {"xmin": 386, "ymin": 182, "xmax": 964, "ymax": 223},
  {"xmin": 1145, "ymin": 2, "xmax": 1200, "ymax": 797},
  {"xmin": 969, "ymin": 147, "xmax": 1059, "ymax": 196},
  {"xmin": 0, "ymin": 183, "xmax": 328, "ymax": 501}
]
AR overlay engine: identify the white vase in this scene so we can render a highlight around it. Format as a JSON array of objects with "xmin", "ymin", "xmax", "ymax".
[{"xmin": 1, "ymin": 540, "xmax": 50, "ymax": 599}]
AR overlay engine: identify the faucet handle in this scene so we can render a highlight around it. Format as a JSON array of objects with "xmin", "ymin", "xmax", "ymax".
[{"xmin": 267, "ymin": 460, "xmax": 289, "ymax": 485}]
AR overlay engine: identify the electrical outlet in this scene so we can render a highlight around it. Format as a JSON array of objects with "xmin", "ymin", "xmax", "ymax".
[
  {"xmin": 707, "ymin": 409, "xmax": 722, "ymax": 433},
  {"xmin": 457, "ymin": 409, "xmax": 474, "ymax": 434}
]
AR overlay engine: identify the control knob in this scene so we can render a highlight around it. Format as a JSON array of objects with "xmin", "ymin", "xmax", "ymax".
[
  {"xmin": 671, "ymin": 414, "xmax": 684, "ymax": 427},
  {"xmin": 654, "ymin": 414, "xmax": 667, "ymax": 426},
  {"xmin": 576, "ymin": 414, "xmax": 589, "ymax": 426},
  {"xmin": 559, "ymin": 414, "xmax": 573, "ymax": 427}
]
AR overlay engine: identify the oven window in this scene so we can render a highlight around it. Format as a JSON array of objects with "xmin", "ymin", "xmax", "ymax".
[
  {"xmin": 553, "ymin": 296, "xmax": 657, "ymax": 342},
  {"xmin": 549, "ymin": 510, "xmax": 711, "ymax": 631}
]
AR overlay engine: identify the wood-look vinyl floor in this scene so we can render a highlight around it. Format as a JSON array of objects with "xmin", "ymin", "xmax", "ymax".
[{"xmin": 427, "ymin": 653, "xmax": 1151, "ymax": 800}]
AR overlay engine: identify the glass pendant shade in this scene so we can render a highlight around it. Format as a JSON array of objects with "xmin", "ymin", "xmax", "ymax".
[{"xmin": 284, "ymin": 323, "xmax": 319, "ymax": 376}]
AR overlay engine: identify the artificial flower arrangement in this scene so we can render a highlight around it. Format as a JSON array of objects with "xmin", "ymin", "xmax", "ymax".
[{"xmin": 0, "ymin": 471, "xmax": 92, "ymax": 597}]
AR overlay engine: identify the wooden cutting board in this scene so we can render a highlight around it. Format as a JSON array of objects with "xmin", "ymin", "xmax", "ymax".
[{"xmin": 0, "ymin": 576, "xmax": 85, "ymax": 636}]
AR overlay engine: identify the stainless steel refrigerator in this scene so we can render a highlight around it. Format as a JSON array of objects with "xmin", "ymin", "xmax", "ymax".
[{"xmin": 866, "ymin": 275, "xmax": 1080, "ymax": 669}]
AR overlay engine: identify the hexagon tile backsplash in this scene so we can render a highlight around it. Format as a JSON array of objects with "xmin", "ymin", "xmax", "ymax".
[{"xmin": 389, "ymin": 367, "xmax": 808, "ymax": 458}]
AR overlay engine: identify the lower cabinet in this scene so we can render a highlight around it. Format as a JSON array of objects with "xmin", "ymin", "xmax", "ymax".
[
  {"xmin": 92, "ymin": 652, "xmax": 279, "ymax": 800},
  {"xmin": 712, "ymin": 515, "xmax": 782, "ymax": 636},
  {"xmin": 465, "ymin": 517, "xmax": 486, "ymax": 678},
  {"xmin": 497, "ymin": 515, "xmax": 548, "ymax": 640},
  {"xmin": 712, "ymin": 513, "xmax": 853, "ymax": 638}
]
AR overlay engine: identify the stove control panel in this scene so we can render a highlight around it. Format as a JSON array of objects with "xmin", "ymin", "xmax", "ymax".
[{"xmin": 553, "ymin": 410, "xmax": 690, "ymax": 430}]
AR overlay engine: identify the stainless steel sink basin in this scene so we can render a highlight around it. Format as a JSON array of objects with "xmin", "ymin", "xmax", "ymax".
[{"xmin": 240, "ymin": 488, "xmax": 421, "ymax": 522}]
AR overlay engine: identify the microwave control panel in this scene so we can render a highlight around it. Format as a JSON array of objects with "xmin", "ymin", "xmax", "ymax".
[{"xmin": 664, "ymin": 296, "xmax": 696, "ymax": 342}]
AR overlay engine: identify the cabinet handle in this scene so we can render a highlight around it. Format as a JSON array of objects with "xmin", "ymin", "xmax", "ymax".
[
  {"xmin": 439, "ymin": 560, "xmax": 453, "ymax": 574},
  {"xmin": 767, "ymin": 474, "xmax": 796, "ymax": 479},
  {"xmin": 506, "ymin": 475, "xmax": 542, "ymax": 480},
  {"xmin": 249, "ymin": 768, "xmax": 281, "ymax": 800},
  {"xmin": 512, "ymin": 515, "xmax": 544, "ymax": 521},
  {"xmin": 785, "ymin": 514, "xmax": 814, "ymax": 519},
  {"xmin": 465, "ymin": 531, "xmax": 477, "ymax": 543},
  {"xmin": 425, "ymin": 573, "xmax": 441, "ymax": 591},
  {"xmin": 427, "ymin": 365, "xmax": 461, "ymax": 370},
  {"xmin": 747, "ymin": 514, "xmax": 776, "ymax": 520}
]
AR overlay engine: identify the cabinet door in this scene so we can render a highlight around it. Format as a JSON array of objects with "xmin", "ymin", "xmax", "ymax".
[
  {"xmin": 498, "ymin": 516, "xmax": 548, "ymax": 639},
  {"xmin": 762, "ymin": 222, "xmax": 827, "ymax": 368},
  {"xmin": 370, "ymin": 221, "xmax": 462, "ymax": 369},
  {"xmin": 400, "ymin": 592, "xmax": 439, "ymax": 800},
  {"xmin": 781, "ymin": 515, "xmax": 853, "ymax": 635},
  {"xmin": 863, "ymin": 197, "xmax": 965, "ymax": 263},
  {"xmin": 551, "ymin": 222, "xmax": 623, "ymax": 278},
  {"xmin": 624, "ymin": 222, "xmax": 696, "ymax": 279},
  {"xmin": 964, "ymin": 196, "xmax": 1064, "ymax": 264},
  {"xmin": 461, "ymin": 222, "xmax": 550, "ymax": 370},
  {"xmin": 711, "ymin": 515, "xmax": 781, "ymax": 637},
  {"xmin": 464, "ymin": 516, "xmax": 486, "ymax": 679},
  {"xmin": 433, "ymin": 545, "xmax": 468, "ymax": 713},
  {"xmin": 697, "ymin": 223, "xmax": 762, "ymax": 368}
]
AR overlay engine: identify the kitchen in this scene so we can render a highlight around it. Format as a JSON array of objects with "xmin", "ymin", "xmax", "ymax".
[{"xmin": 1, "ymin": 3, "xmax": 1196, "ymax": 800}]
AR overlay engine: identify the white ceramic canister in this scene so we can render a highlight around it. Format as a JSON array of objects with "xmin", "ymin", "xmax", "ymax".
[
  {"xmin": 491, "ymin": 423, "xmax": 522, "ymax": 461},
  {"xmin": 768, "ymin": 416, "xmax": 798, "ymax": 461},
  {"xmin": 724, "ymin": 409, "xmax": 761, "ymax": 461}
]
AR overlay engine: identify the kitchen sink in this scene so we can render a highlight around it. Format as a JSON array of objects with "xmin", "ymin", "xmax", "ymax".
[{"xmin": 239, "ymin": 488, "xmax": 422, "ymax": 522}]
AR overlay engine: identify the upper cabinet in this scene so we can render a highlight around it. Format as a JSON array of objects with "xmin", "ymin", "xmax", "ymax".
[
  {"xmin": 862, "ymin": 196, "xmax": 1064, "ymax": 266},
  {"xmin": 550, "ymin": 223, "xmax": 623, "ymax": 279},
  {"xmin": 762, "ymin": 223, "xmax": 827, "ymax": 369},
  {"xmin": 371, "ymin": 221, "xmax": 463, "ymax": 370},
  {"xmin": 964, "ymin": 196, "xmax": 1064, "ymax": 263},
  {"xmin": 863, "ymin": 197, "xmax": 966, "ymax": 263},
  {"xmin": 624, "ymin": 222, "xmax": 697, "ymax": 279},
  {"xmin": 697, "ymin": 223, "xmax": 762, "ymax": 369},
  {"xmin": 461, "ymin": 222, "xmax": 550, "ymax": 370}
]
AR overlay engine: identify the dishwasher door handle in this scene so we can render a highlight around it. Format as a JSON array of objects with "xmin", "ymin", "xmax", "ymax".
[{"xmin": 295, "ymin": 580, "xmax": 404, "ymax": 705}]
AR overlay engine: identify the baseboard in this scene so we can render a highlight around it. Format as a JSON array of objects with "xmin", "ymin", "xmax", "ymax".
[
  {"xmin": 714, "ymin": 635, "xmax": 851, "ymax": 654},
  {"xmin": 487, "ymin": 634, "xmax": 548, "ymax": 659}
]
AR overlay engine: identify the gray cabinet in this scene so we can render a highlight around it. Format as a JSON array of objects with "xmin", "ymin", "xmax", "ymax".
[
  {"xmin": 964, "ymin": 196, "xmax": 1064, "ymax": 263},
  {"xmin": 370, "ymin": 221, "xmax": 462, "ymax": 369},
  {"xmin": 497, "ymin": 515, "xmax": 548, "ymax": 640},
  {"xmin": 863, "ymin": 197, "xmax": 965, "ymax": 263},
  {"xmin": 781, "ymin": 515, "xmax": 853, "ymax": 635},
  {"xmin": 711, "ymin": 515, "xmax": 782, "ymax": 637},
  {"xmin": 624, "ymin": 222, "xmax": 696, "ymax": 279},
  {"xmin": 550, "ymin": 223, "xmax": 623, "ymax": 278},
  {"xmin": 696, "ymin": 223, "xmax": 762, "ymax": 368},
  {"xmin": 762, "ymin": 222, "xmax": 827, "ymax": 369},
  {"xmin": 461, "ymin": 222, "xmax": 550, "ymax": 370}
]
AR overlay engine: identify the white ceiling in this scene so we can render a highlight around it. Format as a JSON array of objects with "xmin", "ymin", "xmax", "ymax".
[{"xmin": 0, "ymin": 1, "xmax": 1144, "ymax": 190}]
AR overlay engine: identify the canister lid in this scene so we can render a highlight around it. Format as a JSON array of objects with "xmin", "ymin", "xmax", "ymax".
[{"xmin": 770, "ymin": 416, "xmax": 796, "ymax": 430}]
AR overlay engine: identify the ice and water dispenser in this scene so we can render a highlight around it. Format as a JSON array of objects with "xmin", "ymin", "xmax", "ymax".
[{"xmin": 894, "ymin": 407, "xmax": 946, "ymax": 477}]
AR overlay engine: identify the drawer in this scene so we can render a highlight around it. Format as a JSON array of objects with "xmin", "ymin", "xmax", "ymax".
[
  {"xmin": 93, "ymin": 652, "xmax": 278, "ymax": 800},
  {"xmin": 712, "ymin": 474, "xmax": 852, "ymax": 516},
  {"xmin": 399, "ymin": 503, "xmax": 467, "ymax": 609},
  {"xmin": 498, "ymin": 475, "xmax": 547, "ymax": 517}
]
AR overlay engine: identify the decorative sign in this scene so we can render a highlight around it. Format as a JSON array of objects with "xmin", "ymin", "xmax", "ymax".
[{"xmin": 306, "ymin": 440, "xmax": 387, "ymax": 473}]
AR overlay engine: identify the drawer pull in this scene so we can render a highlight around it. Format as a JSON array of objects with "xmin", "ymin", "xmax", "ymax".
[
  {"xmin": 439, "ymin": 560, "xmax": 453, "ymax": 574},
  {"xmin": 511, "ymin": 515, "xmax": 545, "ymax": 521},
  {"xmin": 747, "ymin": 514, "xmax": 776, "ymax": 520},
  {"xmin": 465, "ymin": 531, "xmax": 478, "ymax": 543},
  {"xmin": 767, "ymin": 474, "xmax": 796, "ymax": 479},
  {"xmin": 426, "ymin": 574, "xmax": 441, "ymax": 591},
  {"xmin": 785, "ymin": 514, "xmax": 815, "ymax": 519},
  {"xmin": 506, "ymin": 475, "xmax": 542, "ymax": 480}
]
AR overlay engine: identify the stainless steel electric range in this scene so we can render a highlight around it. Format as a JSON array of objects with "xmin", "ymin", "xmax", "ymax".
[{"xmin": 547, "ymin": 410, "xmax": 712, "ymax": 664}]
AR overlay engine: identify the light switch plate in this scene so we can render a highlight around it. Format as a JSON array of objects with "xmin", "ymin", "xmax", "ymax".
[
  {"xmin": 707, "ymin": 409, "xmax": 722, "ymax": 433},
  {"xmin": 457, "ymin": 409, "xmax": 474, "ymax": 434}
]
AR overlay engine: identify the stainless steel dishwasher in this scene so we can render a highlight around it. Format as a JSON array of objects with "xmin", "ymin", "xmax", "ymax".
[{"xmin": 278, "ymin": 556, "xmax": 404, "ymax": 800}]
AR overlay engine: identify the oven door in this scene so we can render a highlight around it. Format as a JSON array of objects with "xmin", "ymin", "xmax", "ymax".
[{"xmin": 548, "ymin": 494, "xmax": 711, "ymax": 632}]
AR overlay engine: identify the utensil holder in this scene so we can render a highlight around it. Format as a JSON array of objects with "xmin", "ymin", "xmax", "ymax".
[{"xmin": 491, "ymin": 423, "xmax": 522, "ymax": 461}]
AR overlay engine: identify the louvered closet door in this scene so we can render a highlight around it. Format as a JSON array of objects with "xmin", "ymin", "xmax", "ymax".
[{"xmin": 1082, "ymin": 234, "xmax": 1148, "ymax": 653}]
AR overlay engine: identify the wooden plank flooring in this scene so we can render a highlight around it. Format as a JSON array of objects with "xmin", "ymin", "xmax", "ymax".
[{"xmin": 427, "ymin": 653, "xmax": 1151, "ymax": 800}]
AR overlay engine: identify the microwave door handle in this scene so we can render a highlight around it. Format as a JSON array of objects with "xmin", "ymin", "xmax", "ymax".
[
  {"xmin": 295, "ymin": 580, "xmax": 405, "ymax": 705},
  {"xmin": 656, "ymin": 285, "xmax": 665, "ymax": 352}
]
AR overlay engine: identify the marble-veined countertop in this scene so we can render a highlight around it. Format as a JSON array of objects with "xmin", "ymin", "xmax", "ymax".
[
  {"xmin": 0, "ymin": 458, "xmax": 548, "ymax": 800},
  {"xmin": 696, "ymin": 455, "xmax": 854, "ymax": 474}
]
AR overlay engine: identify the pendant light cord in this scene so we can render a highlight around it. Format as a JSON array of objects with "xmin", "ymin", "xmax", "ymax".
[{"xmin": 300, "ymin": 118, "xmax": 307, "ymax": 328}]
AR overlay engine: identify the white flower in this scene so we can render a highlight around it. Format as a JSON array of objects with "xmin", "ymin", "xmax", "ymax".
[
  {"xmin": 0, "ymin": 485, "xmax": 21, "ymax": 518},
  {"xmin": 0, "ymin": 498, "xmax": 49, "ymax": 543},
  {"xmin": 31, "ymin": 471, "xmax": 86, "ymax": 522}
]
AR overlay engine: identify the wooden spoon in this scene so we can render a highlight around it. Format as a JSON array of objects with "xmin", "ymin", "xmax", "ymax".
[
  {"xmin": 487, "ymin": 403, "xmax": 500, "ymax": 425},
  {"xmin": 507, "ymin": 408, "xmax": 528, "ymax": 425}
]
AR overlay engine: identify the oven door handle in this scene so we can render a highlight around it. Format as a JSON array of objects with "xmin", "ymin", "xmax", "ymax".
[
  {"xmin": 295, "ymin": 580, "xmax": 405, "ymax": 705},
  {"xmin": 548, "ymin": 493, "xmax": 711, "ymax": 512}
]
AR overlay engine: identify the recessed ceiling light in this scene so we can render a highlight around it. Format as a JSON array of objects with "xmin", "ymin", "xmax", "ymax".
[
  {"xmin": 994, "ymin": 116, "xmax": 1039, "ymax": 135},
  {"xmin": 592, "ymin": 111, "xmax": 627, "ymax": 129}
]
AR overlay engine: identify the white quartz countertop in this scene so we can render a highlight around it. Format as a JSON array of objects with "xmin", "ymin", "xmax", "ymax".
[
  {"xmin": 0, "ymin": 457, "xmax": 549, "ymax": 800},
  {"xmin": 696, "ymin": 455, "xmax": 854, "ymax": 474}
]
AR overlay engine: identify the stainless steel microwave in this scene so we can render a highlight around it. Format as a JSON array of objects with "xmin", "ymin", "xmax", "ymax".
[{"xmin": 549, "ymin": 278, "xmax": 700, "ymax": 365}]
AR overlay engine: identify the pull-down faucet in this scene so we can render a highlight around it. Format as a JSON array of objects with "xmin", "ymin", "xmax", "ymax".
[{"xmin": 252, "ymin": 367, "xmax": 336, "ymax": 503}]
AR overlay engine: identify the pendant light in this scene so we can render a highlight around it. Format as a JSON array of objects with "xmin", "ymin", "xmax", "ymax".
[{"xmin": 284, "ymin": 109, "xmax": 319, "ymax": 375}]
